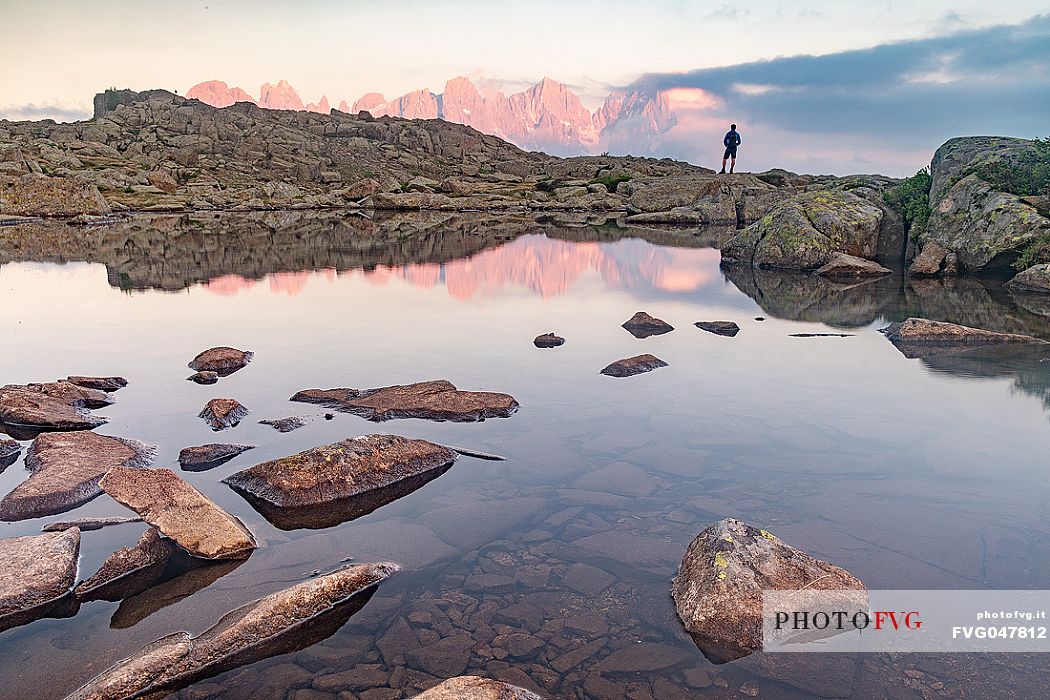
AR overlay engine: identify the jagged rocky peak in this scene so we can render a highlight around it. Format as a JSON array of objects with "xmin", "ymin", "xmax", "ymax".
[{"xmin": 186, "ymin": 80, "xmax": 256, "ymax": 108}]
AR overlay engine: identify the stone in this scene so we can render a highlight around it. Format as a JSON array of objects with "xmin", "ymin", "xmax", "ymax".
[
  {"xmin": 187, "ymin": 371, "xmax": 219, "ymax": 385},
  {"xmin": 599, "ymin": 354, "xmax": 668, "ymax": 378},
  {"xmin": 621, "ymin": 311, "xmax": 674, "ymax": 338},
  {"xmin": 413, "ymin": 676, "xmax": 543, "ymax": 700},
  {"xmin": 0, "ymin": 174, "xmax": 110, "ymax": 217},
  {"xmin": 64, "ymin": 563, "xmax": 399, "ymax": 700},
  {"xmin": 75, "ymin": 527, "xmax": 177, "ymax": 602},
  {"xmin": 880, "ymin": 317, "xmax": 1047, "ymax": 359},
  {"xmin": 560, "ymin": 563, "xmax": 616, "ymax": 596},
  {"xmin": 550, "ymin": 638, "xmax": 607, "ymax": 673},
  {"xmin": 101, "ymin": 467, "xmax": 257, "ymax": 560},
  {"xmin": 290, "ymin": 380, "xmax": 518, "ymax": 422},
  {"xmin": 404, "ymin": 630, "xmax": 476, "ymax": 675},
  {"xmin": 65, "ymin": 376, "xmax": 128, "ymax": 392},
  {"xmin": 198, "ymin": 398, "xmax": 250, "ymax": 430},
  {"xmin": 41, "ymin": 516, "xmax": 140, "ymax": 532},
  {"xmin": 0, "ymin": 381, "xmax": 111, "ymax": 431},
  {"xmin": 187, "ymin": 346, "xmax": 253, "ymax": 376},
  {"xmin": 0, "ymin": 431, "xmax": 155, "ymax": 521},
  {"xmin": 224, "ymin": 435, "xmax": 456, "ymax": 530},
  {"xmin": 258, "ymin": 417, "xmax": 306, "ymax": 432},
  {"xmin": 672, "ymin": 518, "xmax": 865, "ymax": 662},
  {"xmin": 147, "ymin": 170, "xmax": 178, "ymax": 194},
  {"xmin": 908, "ymin": 241, "xmax": 953, "ymax": 277},
  {"xmin": 694, "ymin": 321, "xmax": 740, "ymax": 337},
  {"xmin": 1006, "ymin": 264, "xmax": 1050, "ymax": 295},
  {"xmin": 178, "ymin": 443, "xmax": 255, "ymax": 471},
  {"xmin": 594, "ymin": 643, "xmax": 692, "ymax": 673},
  {"xmin": 0, "ymin": 528, "xmax": 80, "ymax": 632},
  {"xmin": 814, "ymin": 253, "xmax": 892, "ymax": 278},
  {"xmin": 0, "ymin": 438, "xmax": 20, "ymax": 468},
  {"xmin": 533, "ymin": 333, "xmax": 565, "ymax": 348}
]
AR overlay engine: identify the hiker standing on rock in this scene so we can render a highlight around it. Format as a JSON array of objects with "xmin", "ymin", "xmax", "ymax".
[{"xmin": 720, "ymin": 123, "xmax": 741, "ymax": 174}]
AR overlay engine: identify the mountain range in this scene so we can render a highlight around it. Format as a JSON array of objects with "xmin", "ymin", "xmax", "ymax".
[{"xmin": 186, "ymin": 77, "xmax": 675, "ymax": 156}]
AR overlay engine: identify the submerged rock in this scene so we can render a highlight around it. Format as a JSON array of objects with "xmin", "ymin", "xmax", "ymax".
[
  {"xmin": 224, "ymin": 435, "xmax": 456, "ymax": 530},
  {"xmin": 599, "ymin": 354, "xmax": 668, "ymax": 378},
  {"xmin": 533, "ymin": 333, "xmax": 565, "ymax": 348},
  {"xmin": 178, "ymin": 443, "xmax": 255, "ymax": 471},
  {"xmin": 672, "ymin": 518, "xmax": 865, "ymax": 662},
  {"xmin": 198, "ymin": 398, "xmax": 250, "ymax": 430},
  {"xmin": 415, "ymin": 676, "xmax": 544, "ymax": 700},
  {"xmin": 42, "ymin": 516, "xmax": 141, "ymax": 532},
  {"xmin": 187, "ymin": 371, "xmax": 219, "ymax": 385},
  {"xmin": 814, "ymin": 253, "xmax": 892, "ymax": 278},
  {"xmin": 258, "ymin": 417, "xmax": 306, "ymax": 433},
  {"xmin": 291, "ymin": 380, "xmax": 518, "ymax": 422},
  {"xmin": 101, "ymin": 467, "xmax": 257, "ymax": 560},
  {"xmin": 881, "ymin": 317, "xmax": 1048, "ymax": 359},
  {"xmin": 0, "ymin": 438, "xmax": 20, "ymax": 468},
  {"xmin": 65, "ymin": 562, "xmax": 399, "ymax": 700},
  {"xmin": 75, "ymin": 527, "xmax": 177, "ymax": 602},
  {"xmin": 187, "ymin": 346, "xmax": 253, "ymax": 376},
  {"xmin": 621, "ymin": 311, "xmax": 674, "ymax": 338},
  {"xmin": 109, "ymin": 558, "xmax": 246, "ymax": 630},
  {"xmin": 694, "ymin": 321, "xmax": 740, "ymax": 337},
  {"xmin": 0, "ymin": 381, "xmax": 111, "ymax": 431},
  {"xmin": 66, "ymin": 376, "xmax": 128, "ymax": 392},
  {"xmin": 0, "ymin": 528, "xmax": 80, "ymax": 632},
  {"xmin": 1006, "ymin": 263, "xmax": 1050, "ymax": 295},
  {"xmin": 0, "ymin": 431, "xmax": 155, "ymax": 521}
]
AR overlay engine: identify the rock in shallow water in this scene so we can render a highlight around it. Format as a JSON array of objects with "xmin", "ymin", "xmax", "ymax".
[
  {"xmin": 0, "ymin": 528, "xmax": 80, "ymax": 632},
  {"xmin": 0, "ymin": 381, "xmax": 111, "ymax": 431},
  {"xmin": 258, "ymin": 416, "xmax": 306, "ymax": 432},
  {"xmin": 621, "ymin": 311, "xmax": 674, "ymax": 338},
  {"xmin": 672, "ymin": 518, "xmax": 865, "ymax": 662},
  {"xmin": 880, "ymin": 317, "xmax": 1048, "ymax": 359},
  {"xmin": 186, "ymin": 371, "xmax": 219, "ymax": 385},
  {"xmin": 599, "ymin": 354, "xmax": 668, "ymax": 377},
  {"xmin": 290, "ymin": 380, "xmax": 518, "ymax": 422},
  {"xmin": 533, "ymin": 332, "xmax": 565, "ymax": 348},
  {"xmin": 101, "ymin": 467, "xmax": 257, "ymax": 560},
  {"xmin": 0, "ymin": 431, "xmax": 155, "ymax": 521},
  {"xmin": 694, "ymin": 321, "xmax": 740, "ymax": 337},
  {"xmin": 65, "ymin": 562, "xmax": 399, "ymax": 700},
  {"xmin": 198, "ymin": 398, "xmax": 250, "ymax": 430},
  {"xmin": 75, "ymin": 527, "xmax": 177, "ymax": 602},
  {"xmin": 178, "ymin": 443, "xmax": 255, "ymax": 471},
  {"xmin": 814, "ymin": 252, "xmax": 892, "ymax": 278},
  {"xmin": 0, "ymin": 439, "xmax": 20, "ymax": 468},
  {"xmin": 187, "ymin": 346, "xmax": 253, "ymax": 377},
  {"xmin": 65, "ymin": 376, "xmax": 127, "ymax": 392},
  {"xmin": 1006, "ymin": 263, "xmax": 1050, "ymax": 295},
  {"xmin": 42, "ymin": 516, "xmax": 141, "ymax": 532},
  {"xmin": 414, "ymin": 676, "xmax": 544, "ymax": 700}
]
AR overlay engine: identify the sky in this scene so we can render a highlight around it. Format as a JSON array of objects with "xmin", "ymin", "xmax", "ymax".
[{"xmin": 2, "ymin": 0, "xmax": 1048, "ymax": 174}]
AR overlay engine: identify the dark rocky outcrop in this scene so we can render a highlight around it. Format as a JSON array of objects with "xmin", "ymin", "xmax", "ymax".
[
  {"xmin": 0, "ymin": 528, "xmax": 81, "ymax": 632},
  {"xmin": 814, "ymin": 253, "xmax": 892, "ymax": 278},
  {"xmin": 415, "ymin": 676, "xmax": 544, "ymax": 700},
  {"xmin": 65, "ymin": 376, "xmax": 127, "ymax": 392},
  {"xmin": 0, "ymin": 431, "xmax": 155, "ymax": 521},
  {"xmin": 178, "ymin": 443, "xmax": 255, "ymax": 472},
  {"xmin": 258, "ymin": 417, "xmax": 306, "ymax": 432},
  {"xmin": 1006, "ymin": 263, "xmax": 1050, "ymax": 294},
  {"xmin": 65, "ymin": 563, "xmax": 399, "ymax": 700},
  {"xmin": 187, "ymin": 371, "xmax": 219, "ymax": 385},
  {"xmin": 187, "ymin": 347, "xmax": 253, "ymax": 376},
  {"xmin": 672, "ymin": 518, "xmax": 865, "ymax": 662},
  {"xmin": 101, "ymin": 467, "xmax": 257, "ymax": 560},
  {"xmin": 0, "ymin": 380, "xmax": 112, "ymax": 432},
  {"xmin": 290, "ymin": 380, "xmax": 518, "ymax": 422},
  {"xmin": 198, "ymin": 398, "xmax": 250, "ymax": 430},
  {"xmin": 621, "ymin": 311, "xmax": 674, "ymax": 338},
  {"xmin": 881, "ymin": 317, "xmax": 1048, "ymax": 358},
  {"xmin": 74, "ymin": 527, "xmax": 177, "ymax": 602},
  {"xmin": 533, "ymin": 333, "xmax": 565, "ymax": 348},
  {"xmin": 599, "ymin": 354, "xmax": 668, "ymax": 377},
  {"xmin": 694, "ymin": 321, "xmax": 740, "ymax": 337}
]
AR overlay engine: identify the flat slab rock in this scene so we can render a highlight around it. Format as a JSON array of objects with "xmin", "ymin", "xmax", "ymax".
[
  {"xmin": 75, "ymin": 527, "xmax": 177, "ymax": 603},
  {"xmin": 178, "ymin": 444, "xmax": 255, "ymax": 471},
  {"xmin": 291, "ymin": 380, "xmax": 519, "ymax": 423},
  {"xmin": 881, "ymin": 317, "xmax": 1048, "ymax": 358},
  {"xmin": 0, "ymin": 381, "xmax": 112, "ymax": 431},
  {"xmin": 0, "ymin": 431, "xmax": 155, "ymax": 521},
  {"xmin": 814, "ymin": 252, "xmax": 892, "ymax": 278},
  {"xmin": 0, "ymin": 528, "xmax": 80, "ymax": 632},
  {"xmin": 187, "ymin": 347, "xmax": 253, "ymax": 376},
  {"xmin": 672, "ymin": 518, "xmax": 864, "ymax": 662},
  {"xmin": 600, "ymin": 354, "xmax": 668, "ymax": 378},
  {"xmin": 199, "ymin": 398, "xmax": 250, "ymax": 430},
  {"xmin": 415, "ymin": 676, "xmax": 544, "ymax": 700},
  {"xmin": 42, "ymin": 516, "xmax": 141, "ymax": 532},
  {"xmin": 533, "ymin": 333, "xmax": 565, "ymax": 348},
  {"xmin": 101, "ymin": 467, "xmax": 257, "ymax": 560},
  {"xmin": 66, "ymin": 563, "xmax": 399, "ymax": 700},
  {"xmin": 695, "ymin": 321, "xmax": 740, "ymax": 337},
  {"xmin": 65, "ymin": 376, "xmax": 128, "ymax": 392},
  {"xmin": 622, "ymin": 311, "xmax": 674, "ymax": 338}
]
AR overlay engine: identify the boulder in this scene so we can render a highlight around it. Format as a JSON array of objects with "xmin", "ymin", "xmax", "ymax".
[
  {"xmin": 290, "ymin": 380, "xmax": 518, "ymax": 422},
  {"xmin": 599, "ymin": 354, "xmax": 668, "ymax": 378},
  {"xmin": 199, "ymin": 398, "xmax": 249, "ymax": 430},
  {"xmin": 146, "ymin": 170, "xmax": 178, "ymax": 195},
  {"xmin": 345, "ymin": 177, "xmax": 380, "ymax": 199},
  {"xmin": 0, "ymin": 438, "xmax": 20, "ymax": 468},
  {"xmin": 65, "ymin": 376, "xmax": 128, "ymax": 392},
  {"xmin": 722, "ymin": 190, "xmax": 883, "ymax": 271},
  {"xmin": 75, "ymin": 527, "xmax": 177, "ymax": 602},
  {"xmin": 187, "ymin": 347, "xmax": 253, "ymax": 376},
  {"xmin": 65, "ymin": 563, "xmax": 399, "ymax": 700},
  {"xmin": 0, "ymin": 431, "xmax": 155, "ymax": 521},
  {"xmin": 814, "ymin": 253, "xmax": 892, "ymax": 278},
  {"xmin": 414, "ymin": 676, "xmax": 544, "ymax": 700},
  {"xmin": 224, "ymin": 435, "xmax": 456, "ymax": 530},
  {"xmin": 187, "ymin": 371, "xmax": 219, "ymax": 385},
  {"xmin": 0, "ymin": 174, "xmax": 111, "ymax": 217},
  {"xmin": 621, "ymin": 311, "xmax": 674, "ymax": 338},
  {"xmin": 258, "ymin": 417, "xmax": 306, "ymax": 432},
  {"xmin": 533, "ymin": 333, "xmax": 565, "ymax": 348},
  {"xmin": 42, "ymin": 516, "xmax": 140, "ymax": 532},
  {"xmin": 672, "ymin": 518, "xmax": 864, "ymax": 662},
  {"xmin": 100, "ymin": 467, "xmax": 257, "ymax": 560},
  {"xmin": 694, "ymin": 321, "xmax": 740, "ymax": 337},
  {"xmin": 908, "ymin": 241, "xmax": 956, "ymax": 277},
  {"xmin": 0, "ymin": 528, "xmax": 80, "ymax": 632},
  {"xmin": 1006, "ymin": 264, "xmax": 1050, "ymax": 294},
  {"xmin": 178, "ymin": 444, "xmax": 255, "ymax": 471},
  {"xmin": 0, "ymin": 381, "xmax": 111, "ymax": 431},
  {"xmin": 880, "ymin": 317, "xmax": 1048, "ymax": 359}
]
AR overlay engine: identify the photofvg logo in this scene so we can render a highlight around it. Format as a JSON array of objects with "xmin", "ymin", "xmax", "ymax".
[{"xmin": 763, "ymin": 590, "xmax": 1050, "ymax": 653}]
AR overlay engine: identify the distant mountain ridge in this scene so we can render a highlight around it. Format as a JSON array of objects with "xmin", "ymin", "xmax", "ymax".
[{"xmin": 186, "ymin": 76, "xmax": 675, "ymax": 156}]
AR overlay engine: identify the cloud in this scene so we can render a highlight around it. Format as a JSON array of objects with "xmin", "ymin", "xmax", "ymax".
[{"xmin": 0, "ymin": 102, "xmax": 90, "ymax": 123}]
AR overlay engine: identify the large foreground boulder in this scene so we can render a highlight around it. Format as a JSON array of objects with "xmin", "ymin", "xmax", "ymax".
[
  {"xmin": 187, "ymin": 347, "xmax": 253, "ymax": 376},
  {"xmin": 75, "ymin": 527, "xmax": 177, "ymax": 602},
  {"xmin": 599, "ymin": 354, "xmax": 668, "ymax": 377},
  {"xmin": 0, "ymin": 431, "xmax": 155, "ymax": 521},
  {"xmin": 415, "ymin": 676, "xmax": 544, "ymax": 700},
  {"xmin": 65, "ymin": 563, "xmax": 400, "ymax": 700},
  {"xmin": 0, "ymin": 528, "xmax": 80, "ymax": 632},
  {"xmin": 101, "ymin": 467, "xmax": 257, "ymax": 560},
  {"xmin": 722, "ymin": 190, "xmax": 883, "ymax": 271},
  {"xmin": 0, "ymin": 381, "xmax": 112, "ymax": 431},
  {"xmin": 881, "ymin": 317, "xmax": 1048, "ymax": 358},
  {"xmin": 291, "ymin": 380, "xmax": 518, "ymax": 422},
  {"xmin": 672, "ymin": 518, "xmax": 864, "ymax": 662}
]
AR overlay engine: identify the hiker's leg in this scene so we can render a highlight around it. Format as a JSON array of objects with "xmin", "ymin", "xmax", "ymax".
[
  {"xmin": 720, "ymin": 156, "xmax": 727, "ymax": 174},
  {"xmin": 729, "ymin": 156, "xmax": 736, "ymax": 173}
]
